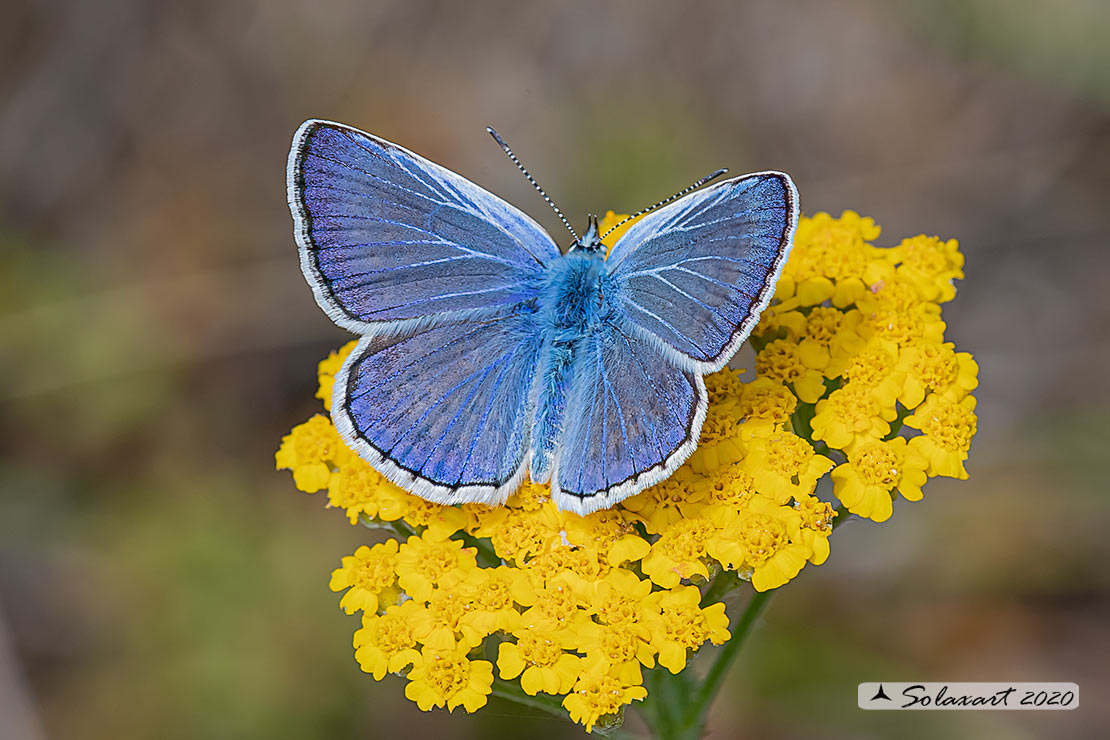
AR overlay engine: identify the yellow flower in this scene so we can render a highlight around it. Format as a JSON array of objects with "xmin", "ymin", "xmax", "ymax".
[
  {"xmin": 831, "ymin": 437, "xmax": 929, "ymax": 522},
  {"xmin": 704, "ymin": 367, "xmax": 746, "ymax": 406},
  {"xmin": 811, "ymin": 384, "xmax": 896, "ymax": 451},
  {"xmin": 353, "ymin": 600, "xmax": 422, "ymax": 679},
  {"xmin": 741, "ymin": 431, "xmax": 834, "ymax": 505},
  {"xmin": 274, "ymin": 414, "xmax": 350, "ymax": 493},
  {"xmin": 558, "ymin": 507, "xmax": 644, "ymax": 565},
  {"xmin": 897, "ymin": 340, "xmax": 978, "ymax": 409},
  {"xmin": 502, "ymin": 480, "xmax": 552, "ymax": 510},
  {"xmin": 735, "ymin": 378, "xmax": 797, "ymax": 438},
  {"xmin": 527, "ymin": 544, "xmax": 611, "ymax": 585},
  {"xmin": 329, "ymin": 539, "xmax": 399, "ymax": 615},
  {"xmin": 647, "ymin": 587, "xmax": 730, "ymax": 673},
  {"xmin": 587, "ymin": 569, "xmax": 656, "ymax": 626},
  {"xmin": 316, "ymin": 339, "xmax": 357, "ymax": 410},
  {"xmin": 755, "ymin": 338, "xmax": 828, "ymax": 403},
  {"xmin": 517, "ymin": 576, "xmax": 591, "ymax": 634},
  {"xmin": 688, "ymin": 399, "xmax": 747, "ymax": 472},
  {"xmin": 797, "ymin": 306, "xmax": 865, "ymax": 370},
  {"xmin": 621, "ymin": 468, "xmax": 707, "ymax": 534},
  {"xmin": 408, "ymin": 588, "xmax": 486, "ymax": 650},
  {"xmin": 404, "ymin": 646, "xmax": 494, "ymax": 713},
  {"xmin": 497, "ymin": 629, "xmax": 582, "ymax": 695},
  {"xmin": 710, "ymin": 497, "xmax": 810, "ymax": 591},
  {"xmin": 579, "ymin": 620, "xmax": 656, "ymax": 686},
  {"xmin": 893, "ymin": 235, "xmax": 964, "ymax": 303},
  {"xmin": 782, "ymin": 210, "xmax": 881, "ymax": 288},
  {"xmin": 327, "ymin": 457, "xmax": 390, "ymax": 524},
  {"xmin": 700, "ymin": 464, "xmax": 758, "ymax": 527},
  {"xmin": 906, "ymin": 394, "xmax": 978, "ymax": 479},
  {"xmin": 641, "ymin": 517, "xmax": 716, "ymax": 588},
  {"xmin": 471, "ymin": 505, "xmax": 563, "ymax": 565},
  {"xmin": 458, "ymin": 566, "xmax": 525, "ymax": 637},
  {"xmin": 395, "ymin": 532, "xmax": 478, "ymax": 602},
  {"xmin": 399, "ymin": 497, "xmax": 468, "ymax": 538},
  {"xmin": 859, "ymin": 303, "xmax": 946, "ymax": 348},
  {"xmin": 831, "ymin": 337, "xmax": 903, "ymax": 409},
  {"xmin": 562, "ymin": 667, "xmax": 648, "ymax": 732},
  {"xmin": 794, "ymin": 495, "xmax": 836, "ymax": 565}
]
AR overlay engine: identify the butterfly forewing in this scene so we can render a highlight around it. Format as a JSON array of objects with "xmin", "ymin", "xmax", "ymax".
[
  {"xmin": 605, "ymin": 172, "xmax": 798, "ymax": 372},
  {"xmin": 289, "ymin": 120, "xmax": 560, "ymax": 336}
]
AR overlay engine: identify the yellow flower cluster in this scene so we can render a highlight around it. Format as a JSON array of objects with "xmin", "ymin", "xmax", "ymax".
[{"xmin": 276, "ymin": 210, "xmax": 977, "ymax": 731}]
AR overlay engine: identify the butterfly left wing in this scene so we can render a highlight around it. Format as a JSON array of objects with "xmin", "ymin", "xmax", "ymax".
[
  {"xmin": 333, "ymin": 312, "xmax": 543, "ymax": 505},
  {"xmin": 288, "ymin": 120, "xmax": 560, "ymax": 337},
  {"xmin": 605, "ymin": 172, "xmax": 798, "ymax": 372},
  {"xmin": 550, "ymin": 320, "xmax": 706, "ymax": 515}
]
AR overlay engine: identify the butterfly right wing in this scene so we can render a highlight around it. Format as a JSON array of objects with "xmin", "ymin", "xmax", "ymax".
[
  {"xmin": 332, "ymin": 310, "xmax": 543, "ymax": 505},
  {"xmin": 288, "ymin": 120, "xmax": 560, "ymax": 337},
  {"xmin": 605, "ymin": 172, "xmax": 798, "ymax": 372}
]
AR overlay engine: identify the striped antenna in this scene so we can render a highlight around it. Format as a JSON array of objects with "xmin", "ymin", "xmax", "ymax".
[
  {"xmin": 487, "ymin": 127, "xmax": 578, "ymax": 242},
  {"xmin": 599, "ymin": 168, "xmax": 729, "ymax": 241}
]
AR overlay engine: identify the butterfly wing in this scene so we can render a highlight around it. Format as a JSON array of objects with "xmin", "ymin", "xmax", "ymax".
[
  {"xmin": 605, "ymin": 172, "xmax": 798, "ymax": 372},
  {"xmin": 289, "ymin": 120, "xmax": 558, "ymax": 502},
  {"xmin": 333, "ymin": 312, "xmax": 543, "ymax": 505},
  {"xmin": 550, "ymin": 320, "xmax": 706, "ymax": 515},
  {"xmin": 288, "ymin": 119, "xmax": 560, "ymax": 336}
]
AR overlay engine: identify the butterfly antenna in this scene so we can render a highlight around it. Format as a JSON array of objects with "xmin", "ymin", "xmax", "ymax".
[
  {"xmin": 487, "ymin": 127, "xmax": 578, "ymax": 242},
  {"xmin": 599, "ymin": 168, "xmax": 729, "ymax": 241}
]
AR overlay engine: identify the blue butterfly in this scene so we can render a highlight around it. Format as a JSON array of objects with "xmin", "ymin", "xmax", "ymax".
[{"xmin": 287, "ymin": 120, "xmax": 797, "ymax": 515}]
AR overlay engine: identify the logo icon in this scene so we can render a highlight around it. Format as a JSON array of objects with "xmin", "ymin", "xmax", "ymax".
[{"xmin": 870, "ymin": 684, "xmax": 892, "ymax": 701}]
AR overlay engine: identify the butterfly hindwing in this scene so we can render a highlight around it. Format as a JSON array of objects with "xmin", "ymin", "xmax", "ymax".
[
  {"xmin": 550, "ymin": 320, "xmax": 707, "ymax": 515},
  {"xmin": 606, "ymin": 172, "xmax": 798, "ymax": 372},
  {"xmin": 288, "ymin": 120, "xmax": 560, "ymax": 336},
  {"xmin": 333, "ymin": 312, "xmax": 543, "ymax": 505}
]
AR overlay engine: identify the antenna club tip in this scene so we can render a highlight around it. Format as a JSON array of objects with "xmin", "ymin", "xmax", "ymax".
[{"xmin": 486, "ymin": 127, "xmax": 507, "ymax": 147}]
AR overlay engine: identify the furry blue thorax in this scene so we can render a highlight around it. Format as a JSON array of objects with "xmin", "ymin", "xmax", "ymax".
[{"xmin": 528, "ymin": 247, "xmax": 620, "ymax": 483}]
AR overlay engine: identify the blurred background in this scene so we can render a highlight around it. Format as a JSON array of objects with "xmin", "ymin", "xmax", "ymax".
[{"xmin": 1, "ymin": 1, "xmax": 1108, "ymax": 738}]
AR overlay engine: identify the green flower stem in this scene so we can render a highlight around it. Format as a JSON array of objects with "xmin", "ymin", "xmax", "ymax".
[
  {"xmin": 388, "ymin": 519, "xmax": 416, "ymax": 539},
  {"xmin": 700, "ymin": 568, "xmax": 742, "ymax": 607},
  {"xmin": 638, "ymin": 588, "xmax": 773, "ymax": 740},
  {"xmin": 682, "ymin": 589, "xmax": 773, "ymax": 739},
  {"xmin": 490, "ymin": 678, "xmax": 567, "ymax": 719}
]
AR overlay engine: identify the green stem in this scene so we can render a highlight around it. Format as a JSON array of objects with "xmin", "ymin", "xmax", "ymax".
[
  {"xmin": 683, "ymin": 589, "xmax": 774, "ymax": 737},
  {"xmin": 638, "ymin": 588, "xmax": 774, "ymax": 740},
  {"xmin": 388, "ymin": 519, "xmax": 416, "ymax": 539},
  {"xmin": 700, "ymin": 569, "xmax": 742, "ymax": 607},
  {"xmin": 489, "ymin": 678, "xmax": 568, "ymax": 719}
]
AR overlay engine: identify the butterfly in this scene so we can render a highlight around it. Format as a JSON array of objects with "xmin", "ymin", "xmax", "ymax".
[{"xmin": 287, "ymin": 120, "xmax": 798, "ymax": 516}]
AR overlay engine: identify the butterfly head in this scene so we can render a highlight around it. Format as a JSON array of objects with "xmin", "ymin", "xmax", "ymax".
[{"xmin": 569, "ymin": 214, "xmax": 602, "ymax": 253}]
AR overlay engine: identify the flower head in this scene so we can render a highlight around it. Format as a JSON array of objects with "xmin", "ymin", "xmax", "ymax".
[
  {"xmin": 404, "ymin": 646, "xmax": 493, "ymax": 713},
  {"xmin": 279, "ymin": 210, "xmax": 978, "ymax": 731}
]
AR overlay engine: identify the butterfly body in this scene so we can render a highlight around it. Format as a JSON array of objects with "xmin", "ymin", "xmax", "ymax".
[
  {"xmin": 288, "ymin": 120, "xmax": 797, "ymax": 515},
  {"xmin": 529, "ymin": 225, "xmax": 617, "ymax": 483}
]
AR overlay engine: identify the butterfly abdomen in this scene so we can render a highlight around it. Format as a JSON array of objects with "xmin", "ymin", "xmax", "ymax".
[{"xmin": 528, "ymin": 252, "xmax": 619, "ymax": 483}]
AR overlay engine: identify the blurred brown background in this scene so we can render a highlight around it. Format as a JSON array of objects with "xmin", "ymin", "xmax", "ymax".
[{"xmin": 1, "ymin": 1, "xmax": 1108, "ymax": 739}]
